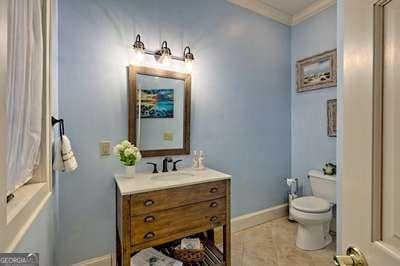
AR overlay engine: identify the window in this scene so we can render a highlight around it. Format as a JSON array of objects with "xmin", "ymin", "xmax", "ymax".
[{"xmin": 0, "ymin": 0, "xmax": 53, "ymax": 251}]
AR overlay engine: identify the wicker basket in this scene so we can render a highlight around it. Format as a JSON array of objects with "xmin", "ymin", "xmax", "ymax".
[{"xmin": 172, "ymin": 243, "xmax": 205, "ymax": 262}]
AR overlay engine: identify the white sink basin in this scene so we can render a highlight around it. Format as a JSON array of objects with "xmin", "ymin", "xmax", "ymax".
[{"xmin": 151, "ymin": 172, "xmax": 195, "ymax": 181}]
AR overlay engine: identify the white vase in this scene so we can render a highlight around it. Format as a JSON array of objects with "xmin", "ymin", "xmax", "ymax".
[{"xmin": 125, "ymin": 165, "xmax": 136, "ymax": 177}]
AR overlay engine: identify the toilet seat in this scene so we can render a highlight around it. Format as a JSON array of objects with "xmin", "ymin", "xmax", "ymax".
[{"xmin": 292, "ymin": 196, "xmax": 330, "ymax": 213}]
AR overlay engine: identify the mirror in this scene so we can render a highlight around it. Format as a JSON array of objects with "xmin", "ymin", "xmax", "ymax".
[{"xmin": 128, "ymin": 66, "xmax": 191, "ymax": 157}]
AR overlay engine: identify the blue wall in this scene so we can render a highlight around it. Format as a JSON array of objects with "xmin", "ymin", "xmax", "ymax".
[
  {"xmin": 14, "ymin": 198, "xmax": 56, "ymax": 266},
  {"xmin": 290, "ymin": 6, "xmax": 337, "ymax": 194},
  {"xmin": 58, "ymin": 0, "xmax": 291, "ymax": 264}
]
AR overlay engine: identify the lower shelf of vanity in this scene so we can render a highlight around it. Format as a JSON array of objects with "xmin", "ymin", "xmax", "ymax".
[{"xmin": 157, "ymin": 237, "xmax": 225, "ymax": 266}]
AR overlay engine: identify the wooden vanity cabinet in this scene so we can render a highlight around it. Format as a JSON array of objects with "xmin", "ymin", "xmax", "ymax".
[{"xmin": 116, "ymin": 179, "xmax": 231, "ymax": 266}]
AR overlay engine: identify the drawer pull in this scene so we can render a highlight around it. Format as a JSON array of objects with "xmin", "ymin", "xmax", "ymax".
[
  {"xmin": 210, "ymin": 216, "xmax": 218, "ymax": 222},
  {"xmin": 209, "ymin": 202, "xmax": 218, "ymax": 208},
  {"xmin": 144, "ymin": 232, "xmax": 155, "ymax": 240},
  {"xmin": 144, "ymin": 216, "xmax": 155, "ymax": 223},
  {"xmin": 209, "ymin": 187, "xmax": 218, "ymax": 193},
  {"xmin": 144, "ymin": 199, "xmax": 154, "ymax": 206}
]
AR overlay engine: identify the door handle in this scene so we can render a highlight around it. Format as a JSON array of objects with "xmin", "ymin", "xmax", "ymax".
[{"xmin": 334, "ymin": 246, "xmax": 368, "ymax": 266}]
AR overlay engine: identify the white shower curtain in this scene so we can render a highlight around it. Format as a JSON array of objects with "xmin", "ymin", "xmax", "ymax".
[{"xmin": 6, "ymin": 0, "xmax": 43, "ymax": 195}]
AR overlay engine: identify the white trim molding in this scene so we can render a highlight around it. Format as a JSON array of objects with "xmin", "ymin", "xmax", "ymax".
[
  {"xmin": 292, "ymin": 0, "xmax": 337, "ymax": 25},
  {"xmin": 226, "ymin": 0, "xmax": 292, "ymax": 25},
  {"xmin": 226, "ymin": 0, "xmax": 336, "ymax": 26},
  {"xmin": 72, "ymin": 254, "xmax": 113, "ymax": 266},
  {"xmin": 0, "ymin": 0, "xmax": 8, "ymax": 252},
  {"xmin": 215, "ymin": 203, "xmax": 288, "ymax": 244},
  {"xmin": 231, "ymin": 203, "xmax": 288, "ymax": 233}
]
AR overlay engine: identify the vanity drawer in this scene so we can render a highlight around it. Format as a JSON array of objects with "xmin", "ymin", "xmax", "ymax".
[
  {"xmin": 131, "ymin": 197, "xmax": 226, "ymax": 246},
  {"xmin": 130, "ymin": 180, "xmax": 226, "ymax": 215}
]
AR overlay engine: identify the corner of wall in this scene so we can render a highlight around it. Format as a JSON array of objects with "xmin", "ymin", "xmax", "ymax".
[{"xmin": 335, "ymin": 0, "xmax": 343, "ymax": 253}]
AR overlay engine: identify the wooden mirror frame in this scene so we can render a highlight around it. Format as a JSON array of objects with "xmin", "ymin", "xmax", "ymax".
[{"xmin": 128, "ymin": 65, "xmax": 191, "ymax": 157}]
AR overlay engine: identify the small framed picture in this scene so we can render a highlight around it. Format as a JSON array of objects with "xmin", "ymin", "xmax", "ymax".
[
  {"xmin": 296, "ymin": 49, "xmax": 337, "ymax": 93},
  {"xmin": 327, "ymin": 99, "xmax": 337, "ymax": 137}
]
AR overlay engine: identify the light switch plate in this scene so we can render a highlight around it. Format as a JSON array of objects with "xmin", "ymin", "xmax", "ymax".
[
  {"xmin": 99, "ymin": 141, "xmax": 111, "ymax": 156},
  {"xmin": 163, "ymin": 132, "xmax": 173, "ymax": 141}
]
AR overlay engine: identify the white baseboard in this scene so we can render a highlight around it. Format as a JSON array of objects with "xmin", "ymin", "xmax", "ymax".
[
  {"xmin": 72, "ymin": 254, "xmax": 113, "ymax": 266},
  {"xmin": 214, "ymin": 203, "xmax": 288, "ymax": 244},
  {"xmin": 73, "ymin": 204, "xmax": 288, "ymax": 266},
  {"xmin": 231, "ymin": 203, "xmax": 288, "ymax": 233}
]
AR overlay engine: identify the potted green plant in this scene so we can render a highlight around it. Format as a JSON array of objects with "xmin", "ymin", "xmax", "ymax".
[
  {"xmin": 114, "ymin": 140, "xmax": 142, "ymax": 177},
  {"xmin": 323, "ymin": 162, "xmax": 336, "ymax": 175}
]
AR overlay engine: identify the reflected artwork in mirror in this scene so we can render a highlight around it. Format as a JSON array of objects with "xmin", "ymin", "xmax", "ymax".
[{"xmin": 128, "ymin": 66, "xmax": 191, "ymax": 157}]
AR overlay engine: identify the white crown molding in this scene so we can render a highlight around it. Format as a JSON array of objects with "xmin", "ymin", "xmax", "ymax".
[
  {"xmin": 227, "ymin": 0, "xmax": 337, "ymax": 26},
  {"xmin": 292, "ymin": 0, "xmax": 336, "ymax": 25},
  {"xmin": 226, "ymin": 0, "xmax": 292, "ymax": 26}
]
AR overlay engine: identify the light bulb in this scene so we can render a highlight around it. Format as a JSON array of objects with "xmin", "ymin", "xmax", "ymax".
[
  {"xmin": 132, "ymin": 34, "xmax": 146, "ymax": 63},
  {"xmin": 134, "ymin": 49, "xmax": 144, "ymax": 63},
  {"xmin": 158, "ymin": 41, "xmax": 171, "ymax": 66},
  {"xmin": 185, "ymin": 60, "xmax": 192, "ymax": 73},
  {"xmin": 161, "ymin": 55, "xmax": 170, "ymax": 66},
  {"xmin": 183, "ymin": 46, "xmax": 194, "ymax": 73}
]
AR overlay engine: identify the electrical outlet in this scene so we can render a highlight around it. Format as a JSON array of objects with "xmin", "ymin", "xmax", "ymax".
[
  {"xmin": 99, "ymin": 141, "xmax": 111, "ymax": 156},
  {"xmin": 163, "ymin": 132, "xmax": 173, "ymax": 141}
]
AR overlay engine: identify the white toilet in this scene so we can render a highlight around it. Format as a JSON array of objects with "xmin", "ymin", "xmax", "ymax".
[{"xmin": 290, "ymin": 170, "xmax": 336, "ymax": 250}]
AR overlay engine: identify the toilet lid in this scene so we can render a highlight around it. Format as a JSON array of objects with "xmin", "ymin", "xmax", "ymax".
[{"xmin": 292, "ymin": 196, "xmax": 331, "ymax": 213}]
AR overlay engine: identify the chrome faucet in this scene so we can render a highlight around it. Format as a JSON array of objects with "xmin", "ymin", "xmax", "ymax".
[{"xmin": 162, "ymin": 157, "xmax": 173, "ymax": 172}]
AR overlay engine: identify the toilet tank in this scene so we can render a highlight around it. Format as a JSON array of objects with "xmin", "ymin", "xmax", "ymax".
[{"xmin": 308, "ymin": 170, "xmax": 336, "ymax": 203}]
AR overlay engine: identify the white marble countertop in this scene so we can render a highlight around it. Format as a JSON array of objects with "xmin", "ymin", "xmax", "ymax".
[{"xmin": 115, "ymin": 167, "xmax": 231, "ymax": 195}]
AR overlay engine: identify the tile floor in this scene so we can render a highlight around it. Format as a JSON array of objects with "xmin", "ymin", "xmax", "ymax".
[{"xmin": 231, "ymin": 217, "xmax": 336, "ymax": 266}]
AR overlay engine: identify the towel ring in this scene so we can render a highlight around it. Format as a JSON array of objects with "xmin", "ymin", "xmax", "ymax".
[{"xmin": 51, "ymin": 116, "xmax": 65, "ymax": 137}]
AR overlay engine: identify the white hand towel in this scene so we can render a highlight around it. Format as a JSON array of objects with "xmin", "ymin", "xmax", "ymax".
[
  {"xmin": 53, "ymin": 135, "xmax": 78, "ymax": 172},
  {"xmin": 53, "ymin": 137, "xmax": 64, "ymax": 171}
]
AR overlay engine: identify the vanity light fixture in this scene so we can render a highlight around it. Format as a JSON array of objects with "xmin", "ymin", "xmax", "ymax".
[
  {"xmin": 157, "ymin": 41, "xmax": 172, "ymax": 65},
  {"xmin": 183, "ymin": 46, "xmax": 194, "ymax": 72},
  {"xmin": 133, "ymin": 34, "xmax": 145, "ymax": 62},
  {"xmin": 131, "ymin": 34, "xmax": 195, "ymax": 67},
  {"xmin": 133, "ymin": 34, "xmax": 145, "ymax": 52}
]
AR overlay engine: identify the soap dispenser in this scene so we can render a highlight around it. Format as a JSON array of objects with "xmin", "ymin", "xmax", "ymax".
[
  {"xmin": 192, "ymin": 150, "xmax": 199, "ymax": 169},
  {"xmin": 198, "ymin": 150, "xmax": 205, "ymax": 170}
]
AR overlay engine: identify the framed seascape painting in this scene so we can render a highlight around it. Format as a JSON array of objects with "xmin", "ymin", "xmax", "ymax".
[
  {"xmin": 140, "ymin": 89, "xmax": 174, "ymax": 119},
  {"xmin": 327, "ymin": 99, "xmax": 337, "ymax": 137},
  {"xmin": 296, "ymin": 49, "xmax": 337, "ymax": 92}
]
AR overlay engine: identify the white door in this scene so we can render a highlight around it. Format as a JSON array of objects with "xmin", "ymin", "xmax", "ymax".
[{"xmin": 338, "ymin": 0, "xmax": 400, "ymax": 265}]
